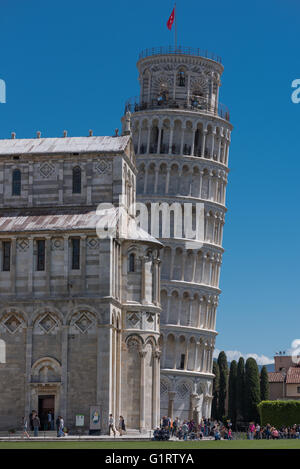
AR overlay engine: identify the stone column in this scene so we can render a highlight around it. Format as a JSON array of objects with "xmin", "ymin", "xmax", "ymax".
[
  {"xmin": 139, "ymin": 350, "xmax": 147, "ymax": 432},
  {"xmin": 25, "ymin": 326, "xmax": 33, "ymax": 421},
  {"xmin": 143, "ymin": 166, "xmax": 148, "ymax": 194},
  {"xmin": 154, "ymin": 168, "xmax": 159, "ymax": 194},
  {"xmin": 166, "ymin": 293, "xmax": 172, "ymax": 324},
  {"xmin": 191, "ymin": 394, "xmax": 201, "ymax": 424},
  {"xmin": 191, "ymin": 129, "xmax": 196, "ymax": 156},
  {"xmin": 28, "ymin": 162, "xmax": 33, "ymax": 206},
  {"xmin": 11, "ymin": 237, "xmax": 16, "ymax": 295},
  {"xmin": 140, "ymin": 256, "xmax": 147, "ymax": 304},
  {"xmin": 201, "ymin": 130, "xmax": 207, "ymax": 158},
  {"xmin": 28, "ymin": 236, "xmax": 34, "ymax": 295},
  {"xmin": 152, "ymin": 350, "xmax": 161, "ymax": 428},
  {"xmin": 165, "ymin": 166, "xmax": 170, "ymax": 194},
  {"xmin": 61, "ymin": 325, "xmax": 68, "ymax": 420},
  {"xmin": 173, "ymin": 336, "xmax": 179, "ymax": 369},
  {"xmin": 137, "ymin": 127, "xmax": 142, "ymax": 154},
  {"xmin": 180, "ymin": 128, "xmax": 185, "ymax": 155},
  {"xmin": 187, "ymin": 298, "xmax": 193, "ymax": 327},
  {"xmin": 58, "ymin": 160, "xmax": 64, "ymax": 204},
  {"xmin": 146, "ymin": 127, "xmax": 151, "ymax": 154},
  {"xmin": 168, "ymin": 126, "xmax": 174, "ymax": 154},
  {"xmin": 157, "ymin": 127, "xmax": 162, "ymax": 154},
  {"xmin": 80, "ymin": 235, "xmax": 86, "ymax": 295},
  {"xmin": 167, "ymin": 391, "xmax": 176, "ymax": 420},
  {"xmin": 115, "ymin": 327, "xmax": 122, "ymax": 420},
  {"xmin": 45, "ymin": 236, "xmax": 51, "ymax": 296}
]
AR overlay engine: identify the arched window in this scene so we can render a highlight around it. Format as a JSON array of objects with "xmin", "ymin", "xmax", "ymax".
[
  {"xmin": 72, "ymin": 166, "xmax": 81, "ymax": 194},
  {"xmin": 12, "ymin": 169, "xmax": 21, "ymax": 196},
  {"xmin": 129, "ymin": 253, "xmax": 135, "ymax": 272}
]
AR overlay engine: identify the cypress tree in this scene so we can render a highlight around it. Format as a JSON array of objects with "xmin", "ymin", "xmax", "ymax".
[
  {"xmin": 236, "ymin": 357, "xmax": 245, "ymax": 421},
  {"xmin": 228, "ymin": 360, "xmax": 238, "ymax": 425},
  {"xmin": 212, "ymin": 360, "xmax": 220, "ymax": 420},
  {"xmin": 217, "ymin": 351, "xmax": 228, "ymax": 420},
  {"xmin": 260, "ymin": 366, "xmax": 270, "ymax": 401},
  {"xmin": 245, "ymin": 357, "xmax": 261, "ymax": 423}
]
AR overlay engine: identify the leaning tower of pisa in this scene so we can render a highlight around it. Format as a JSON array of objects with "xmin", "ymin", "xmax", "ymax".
[{"xmin": 122, "ymin": 46, "xmax": 233, "ymax": 423}]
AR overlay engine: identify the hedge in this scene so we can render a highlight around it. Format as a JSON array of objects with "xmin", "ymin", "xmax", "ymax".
[{"xmin": 258, "ymin": 400, "xmax": 300, "ymax": 427}]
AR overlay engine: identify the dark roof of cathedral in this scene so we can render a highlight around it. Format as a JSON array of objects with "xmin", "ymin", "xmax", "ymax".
[
  {"xmin": 0, "ymin": 135, "xmax": 130, "ymax": 156},
  {"xmin": 0, "ymin": 210, "xmax": 162, "ymax": 246}
]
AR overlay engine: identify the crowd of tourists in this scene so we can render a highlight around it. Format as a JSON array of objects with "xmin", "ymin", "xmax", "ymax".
[
  {"xmin": 247, "ymin": 423, "xmax": 300, "ymax": 439},
  {"xmin": 21, "ymin": 411, "xmax": 66, "ymax": 438},
  {"xmin": 153, "ymin": 416, "xmax": 233, "ymax": 441}
]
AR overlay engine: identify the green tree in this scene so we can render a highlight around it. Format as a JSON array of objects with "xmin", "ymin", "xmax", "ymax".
[
  {"xmin": 217, "ymin": 351, "xmax": 228, "ymax": 420},
  {"xmin": 236, "ymin": 357, "xmax": 245, "ymax": 421},
  {"xmin": 245, "ymin": 357, "xmax": 261, "ymax": 422},
  {"xmin": 228, "ymin": 360, "xmax": 238, "ymax": 426},
  {"xmin": 211, "ymin": 361, "xmax": 220, "ymax": 420},
  {"xmin": 260, "ymin": 366, "xmax": 270, "ymax": 401}
]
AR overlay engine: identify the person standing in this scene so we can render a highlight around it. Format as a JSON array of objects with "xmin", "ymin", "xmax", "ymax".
[
  {"xmin": 32, "ymin": 413, "xmax": 40, "ymax": 437},
  {"xmin": 47, "ymin": 411, "xmax": 52, "ymax": 431},
  {"xmin": 22, "ymin": 417, "xmax": 30, "ymax": 439},
  {"xmin": 56, "ymin": 415, "xmax": 61, "ymax": 437},
  {"xmin": 109, "ymin": 414, "xmax": 116, "ymax": 436}
]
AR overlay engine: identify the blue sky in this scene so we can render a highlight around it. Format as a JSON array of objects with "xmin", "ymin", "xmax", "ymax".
[{"xmin": 1, "ymin": 0, "xmax": 300, "ymax": 364}]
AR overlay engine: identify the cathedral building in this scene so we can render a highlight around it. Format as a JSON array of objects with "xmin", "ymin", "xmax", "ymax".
[
  {"xmin": 0, "ymin": 135, "xmax": 161, "ymax": 432},
  {"xmin": 0, "ymin": 46, "xmax": 232, "ymax": 432}
]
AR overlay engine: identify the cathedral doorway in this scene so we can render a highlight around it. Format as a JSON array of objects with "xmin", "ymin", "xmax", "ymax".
[{"xmin": 38, "ymin": 395, "xmax": 55, "ymax": 431}]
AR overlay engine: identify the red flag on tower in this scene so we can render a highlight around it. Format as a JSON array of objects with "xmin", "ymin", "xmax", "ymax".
[{"xmin": 167, "ymin": 7, "xmax": 175, "ymax": 30}]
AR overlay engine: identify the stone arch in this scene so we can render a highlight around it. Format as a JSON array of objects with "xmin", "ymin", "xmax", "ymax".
[
  {"xmin": 165, "ymin": 334, "xmax": 175, "ymax": 369},
  {"xmin": 181, "ymin": 292, "xmax": 190, "ymax": 327},
  {"xmin": 169, "ymin": 290, "xmax": 179, "ymax": 324},
  {"xmin": 146, "ymin": 162, "xmax": 156, "ymax": 193},
  {"xmin": 173, "ymin": 247, "xmax": 183, "ymax": 280},
  {"xmin": 31, "ymin": 357, "xmax": 61, "ymax": 384},
  {"xmin": 161, "ymin": 246, "xmax": 171, "ymax": 280},
  {"xmin": 160, "ymin": 290, "xmax": 168, "ymax": 324},
  {"xmin": 157, "ymin": 162, "xmax": 167, "ymax": 195},
  {"xmin": 169, "ymin": 163, "xmax": 180, "ymax": 194},
  {"xmin": 187, "ymin": 337, "xmax": 197, "ymax": 371}
]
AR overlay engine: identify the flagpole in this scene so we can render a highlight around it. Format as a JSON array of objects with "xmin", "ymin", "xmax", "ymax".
[{"xmin": 175, "ymin": 2, "xmax": 177, "ymax": 51}]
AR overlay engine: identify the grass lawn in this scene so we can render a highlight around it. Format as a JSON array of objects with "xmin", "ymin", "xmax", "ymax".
[{"xmin": 1, "ymin": 439, "xmax": 300, "ymax": 449}]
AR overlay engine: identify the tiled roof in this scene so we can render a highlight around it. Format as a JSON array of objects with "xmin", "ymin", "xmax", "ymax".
[
  {"xmin": 268, "ymin": 372, "xmax": 284, "ymax": 383},
  {"xmin": 0, "ymin": 135, "xmax": 130, "ymax": 156},
  {"xmin": 286, "ymin": 367, "xmax": 300, "ymax": 384}
]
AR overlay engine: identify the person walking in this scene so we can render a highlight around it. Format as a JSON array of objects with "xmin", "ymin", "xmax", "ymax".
[
  {"xmin": 56, "ymin": 415, "xmax": 61, "ymax": 437},
  {"xmin": 109, "ymin": 414, "xmax": 116, "ymax": 436},
  {"xmin": 32, "ymin": 413, "xmax": 40, "ymax": 437},
  {"xmin": 58, "ymin": 416, "xmax": 65, "ymax": 437},
  {"xmin": 22, "ymin": 417, "xmax": 30, "ymax": 439},
  {"xmin": 118, "ymin": 416, "xmax": 126, "ymax": 436}
]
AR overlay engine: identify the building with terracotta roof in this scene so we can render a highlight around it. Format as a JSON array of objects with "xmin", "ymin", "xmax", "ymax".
[{"xmin": 268, "ymin": 356, "xmax": 300, "ymax": 400}]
